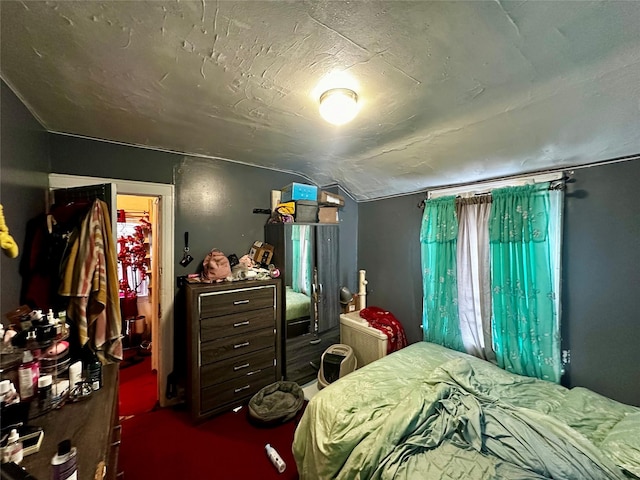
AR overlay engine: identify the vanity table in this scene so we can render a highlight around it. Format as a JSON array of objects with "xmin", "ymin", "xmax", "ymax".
[{"xmin": 20, "ymin": 364, "xmax": 120, "ymax": 480}]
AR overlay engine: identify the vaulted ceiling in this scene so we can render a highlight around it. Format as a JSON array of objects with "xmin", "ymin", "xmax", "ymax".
[{"xmin": 2, "ymin": 1, "xmax": 639, "ymax": 200}]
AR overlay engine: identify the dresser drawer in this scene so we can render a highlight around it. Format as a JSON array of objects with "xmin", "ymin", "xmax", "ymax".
[
  {"xmin": 200, "ymin": 327, "xmax": 275, "ymax": 365},
  {"xmin": 201, "ymin": 367, "xmax": 275, "ymax": 413},
  {"xmin": 199, "ymin": 286, "xmax": 275, "ymax": 318},
  {"xmin": 201, "ymin": 308, "xmax": 274, "ymax": 342},
  {"xmin": 201, "ymin": 349, "xmax": 275, "ymax": 388}
]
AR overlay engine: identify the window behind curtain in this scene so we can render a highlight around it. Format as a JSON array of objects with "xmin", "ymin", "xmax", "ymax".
[{"xmin": 421, "ymin": 183, "xmax": 563, "ymax": 382}]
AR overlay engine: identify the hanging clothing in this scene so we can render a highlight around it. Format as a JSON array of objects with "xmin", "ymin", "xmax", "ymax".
[
  {"xmin": 359, "ymin": 306, "xmax": 408, "ymax": 354},
  {"xmin": 0, "ymin": 204, "xmax": 19, "ymax": 258},
  {"xmin": 59, "ymin": 199, "xmax": 122, "ymax": 362},
  {"xmin": 19, "ymin": 203, "xmax": 88, "ymax": 312}
]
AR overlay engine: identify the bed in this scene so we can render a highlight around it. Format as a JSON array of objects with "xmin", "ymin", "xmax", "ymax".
[
  {"xmin": 285, "ymin": 286, "xmax": 311, "ymax": 338},
  {"xmin": 293, "ymin": 341, "xmax": 640, "ymax": 479}
]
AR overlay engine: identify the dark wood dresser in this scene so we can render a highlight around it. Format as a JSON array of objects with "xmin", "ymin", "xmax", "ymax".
[{"xmin": 185, "ymin": 279, "xmax": 282, "ymax": 422}]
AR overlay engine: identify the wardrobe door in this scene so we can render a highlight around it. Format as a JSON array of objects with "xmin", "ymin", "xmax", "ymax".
[{"xmin": 315, "ymin": 225, "xmax": 339, "ymax": 332}]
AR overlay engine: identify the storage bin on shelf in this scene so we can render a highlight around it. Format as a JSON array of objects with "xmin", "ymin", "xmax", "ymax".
[
  {"xmin": 294, "ymin": 201, "xmax": 318, "ymax": 223},
  {"xmin": 281, "ymin": 183, "xmax": 318, "ymax": 202}
]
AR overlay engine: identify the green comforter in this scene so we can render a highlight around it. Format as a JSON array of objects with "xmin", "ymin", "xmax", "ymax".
[{"xmin": 293, "ymin": 342, "xmax": 639, "ymax": 479}]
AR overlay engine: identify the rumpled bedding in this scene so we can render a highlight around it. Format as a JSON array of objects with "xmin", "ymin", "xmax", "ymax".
[{"xmin": 293, "ymin": 342, "xmax": 639, "ymax": 480}]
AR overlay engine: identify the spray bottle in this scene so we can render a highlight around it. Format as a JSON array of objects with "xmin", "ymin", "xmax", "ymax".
[{"xmin": 265, "ymin": 444, "xmax": 286, "ymax": 473}]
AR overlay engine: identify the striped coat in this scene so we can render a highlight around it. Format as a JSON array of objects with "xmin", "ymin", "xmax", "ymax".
[{"xmin": 59, "ymin": 199, "xmax": 123, "ymax": 362}]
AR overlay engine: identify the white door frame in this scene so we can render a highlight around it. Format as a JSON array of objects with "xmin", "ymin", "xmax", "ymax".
[{"xmin": 49, "ymin": 173, "xmax": 175, "ymax": 407}]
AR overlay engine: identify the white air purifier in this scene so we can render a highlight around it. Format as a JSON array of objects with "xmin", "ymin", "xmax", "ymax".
[{"xmin": 317, "ymin": 344, "xmax": 357, "ymax": 390}]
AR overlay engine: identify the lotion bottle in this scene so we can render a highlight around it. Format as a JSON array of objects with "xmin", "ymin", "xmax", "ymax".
[
  {"xmin": 2, "ymin": 429, "xmax": 23, "ymax": 465},
  {"xmin": 265, "ymin": 444, "xmax": 286, "ymax": 473},
  {"xmin": 51, "ymin": 439, "xmax": 77, "ymax": 480},
  {"xmin": 18, "ymin": 350, "xmax": 39, "ymax": 401}
]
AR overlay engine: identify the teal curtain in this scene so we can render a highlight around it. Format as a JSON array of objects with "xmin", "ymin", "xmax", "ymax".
[
  {"xmin": 420, "ymin": 196, "xmax": 464, "ymax": 352},
  {"xmin": 291, "ymin": 225, "xmax": 312, "ymax": 294},
  {"xmin": 489, "ymin": 183, "xmax": 561, "ymax": 382}
]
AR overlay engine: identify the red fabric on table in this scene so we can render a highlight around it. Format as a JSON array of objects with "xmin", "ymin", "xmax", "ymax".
[{"xmin": 359, "ymin": 306, "xmax": 408, "ymax": 354}]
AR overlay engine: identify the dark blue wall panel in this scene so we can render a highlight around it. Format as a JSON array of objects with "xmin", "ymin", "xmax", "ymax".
[
  {"xmin": 0, "ymin": 81, "xmax": 50, "ymax": 314},
  {"xmin": 562, "ymin": 160, "xmax": 640, "ymax": 406},
  {"xmin": 358, "ymin": 193, "xmax": 425, "ymax": 345}
]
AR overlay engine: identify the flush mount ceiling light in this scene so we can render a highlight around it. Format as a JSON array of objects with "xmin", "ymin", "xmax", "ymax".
[{"xmin": 319, "ymin": 88, "xmax": 359, "ymax": 126}]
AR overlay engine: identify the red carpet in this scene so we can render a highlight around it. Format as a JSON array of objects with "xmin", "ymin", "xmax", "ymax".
[
  {"xmin": 119, "ymin": 353, "xmax": 157, "ymax": 417},
  {"xmin": 118, "ymin": 403, "xmax": 304, "ymax": 479},
  {"xmin": 118, "ymin": 352, "xmax": 303, "ymax": 478}
]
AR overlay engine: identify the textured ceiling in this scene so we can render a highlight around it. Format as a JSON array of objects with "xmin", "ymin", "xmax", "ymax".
[{"xmin": 2, "ymin": 1, "xmax": 640, "ymax": 200}]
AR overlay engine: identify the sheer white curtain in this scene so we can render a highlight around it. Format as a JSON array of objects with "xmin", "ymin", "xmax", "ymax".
[{"xmin": 456, "ymin": 197, "xmax": 495, "ymax": 361}]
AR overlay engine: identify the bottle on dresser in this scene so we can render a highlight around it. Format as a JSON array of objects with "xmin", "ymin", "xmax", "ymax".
[
  {"xmin": 2, "ymin": 429, "xmax": 23, "ymax": 465},
  {"xmin": 17, "ymin": 350, "xmax": 39, "ymax": 401},
  {"xmin": 51, "ymin": 439, "xmax": 78, "ymax": 480}
]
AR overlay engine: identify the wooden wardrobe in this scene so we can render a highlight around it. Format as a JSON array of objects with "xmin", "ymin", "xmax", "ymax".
[{"xmin": 265, "ymin": 223, "xmax": 340, "ymax": 385}]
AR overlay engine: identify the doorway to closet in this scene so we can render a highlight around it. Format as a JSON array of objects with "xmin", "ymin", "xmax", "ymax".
[{"xmin": 48, "ymin": 174, "xmax": 175, "ymax": 408}]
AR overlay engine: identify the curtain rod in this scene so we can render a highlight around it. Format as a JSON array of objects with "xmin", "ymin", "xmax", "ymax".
[
  {"xmin": 426, "ymin": 170, "xmax": 564, "ymax": 200},
  {"xmin": 418, "ymin": 175, "xmax": 567, "ymax": 209},
  {"xmin": 422, "ymin": 152, "xmax": 639, "ymax": 199}
]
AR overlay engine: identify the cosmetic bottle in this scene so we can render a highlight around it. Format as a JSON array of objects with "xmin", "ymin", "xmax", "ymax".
[
  {"xmin": 51, "ymin": 439, "xmax": 77, "ymax": 480},
  {"xmin": 265, "ymin": 444, "xmax": 286, "ymax": 473},
  {"xmin": 86, "ymin": 358, "xmax": 102, "ymax": 391},
  {"xmin": 68, "ymin": 361, "xmax": 82, "ymax": 388},
  {"xmin": 18, "ymin": 350, "xmax": 39, "ymax": 401},
  {"xmin": 2, "ymin": 429, "xmax": 23, "ymax": 465},
  {"xmin": 58, "ymin": 311, "xmax": 68, "ymax": 337},
  {"xmin": 0, "ymin": 379, "xmax": 20, "ymax": 406},
  {"xmin": 47, "ymin": 309, "xmax": 61, "ymax": 335},
  {"xmin": 0, "ymin": 379, "xmax": 10, "ymax": 403},
  {"xmin": 25, "ymin": 330, "xmax": 39, "ymax": 351},
  {"xmin": 38, "ymin": 374, "xmax": 53, "ymax": 413}
]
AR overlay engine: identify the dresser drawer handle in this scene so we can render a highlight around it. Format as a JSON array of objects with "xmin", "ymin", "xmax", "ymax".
[
  {"xmin": 234, "ymin": 385, "xmax": 250, "ymax": 394},
  {"xmin": 233, "ymin": 363, "xmax": 250, "ymax": 371},
  {"xmin": 233, "ymin": 300, "xmax": 250, "ymax": 305},
  {"xmin": 234, "ymin": 341, "xmax": 250, "ymax": 349},
  {"xmin": 233, "ymin": 321, "xmax": 250, "ymax": 327}
]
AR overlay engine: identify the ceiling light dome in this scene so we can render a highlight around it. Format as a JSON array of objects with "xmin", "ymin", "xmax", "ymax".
[{"xmin": 319, "ymin": 88, "xmax": 359, "ymax": 125}]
